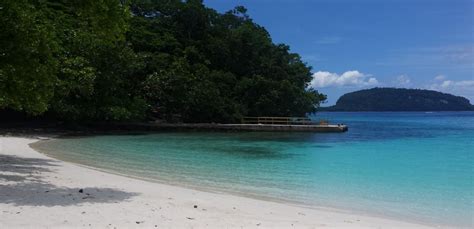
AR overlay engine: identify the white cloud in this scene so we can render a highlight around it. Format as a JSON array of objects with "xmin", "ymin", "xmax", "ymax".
[
  {"xmin": 395, "ymin": 75, "xmax": 411, "ymax": 86},
  {"xmin": 428, "ymin": 77, "xmax": 474, "ymax": 101},
  {"xmin": 310, "ymin": 70, "xmax": 379, "ymax": 88},
  {"xmin": 433, "ymin": 80, "xmax": 474, "ymax": 89},
  {"xmin": 434, "ymin": 75, "xmax": 446, "ymax": 81}
]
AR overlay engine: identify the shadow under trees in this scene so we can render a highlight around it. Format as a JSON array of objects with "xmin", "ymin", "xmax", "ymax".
[{"xmin": 0, "ymin": 154, "xmax": 138, "ymax": 207}]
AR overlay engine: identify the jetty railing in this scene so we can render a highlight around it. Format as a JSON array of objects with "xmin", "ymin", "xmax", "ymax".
[{"xmin": 241, "ymin": 117, "xmax": 329, "ymax": 125}]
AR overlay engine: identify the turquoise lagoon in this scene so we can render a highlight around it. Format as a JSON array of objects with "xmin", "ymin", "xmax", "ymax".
[{"xmin": 33, "ymin": 112, "xmax": 474, "ymax": 227}]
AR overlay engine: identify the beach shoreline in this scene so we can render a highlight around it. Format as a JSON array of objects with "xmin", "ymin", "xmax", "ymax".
[
  {"xmin": 28, "ymin": 138, "xmax": 446, "ymax": 227},
  {"xmin": 1, "ymin": 136, "xmax": 435, "ymax": 228}
]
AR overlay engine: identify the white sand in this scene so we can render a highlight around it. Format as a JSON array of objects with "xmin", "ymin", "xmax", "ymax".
[{"xmin": 0, "ymin": 136, "xmax": 433, "ymax": 228}]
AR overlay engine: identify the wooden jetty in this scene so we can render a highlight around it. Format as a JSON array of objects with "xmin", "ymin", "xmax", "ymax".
[
  {"xmin": 231, "ymin": 117, "xmax": 347, "ymax": 132},
  {"xmin": 204, "ymin": 123, "xmax": 347, "ymax": 132},
  {"xmin": 102, "ymin": 117, "xmax": 348, "ymax": 133}
]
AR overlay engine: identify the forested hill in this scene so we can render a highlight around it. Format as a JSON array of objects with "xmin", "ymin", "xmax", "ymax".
[
  {"xmin": 321, "ymin": 88, "xmax": 473, "ymax": 111},
  {"xmin": 0, "ymin": 0, "xmax": 326, "ymax": 123}
]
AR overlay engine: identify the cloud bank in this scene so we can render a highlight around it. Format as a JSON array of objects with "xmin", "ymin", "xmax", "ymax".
[
  {"xmin": 395, "ymin": 75, "xmax": 411, "ymax": 87},
  {"xmin": 428, "ymin": 76, "xmax": 474, "ymax": 102},
  {"xmin": 310, "ymin": 70, "xmax": 378, "ymax": 88},
  {"xmin": 434, "ymin": 75, "xmax": 446, "ymax": 81},
  {"xmin": 430, "ymin": 80, "xmax": 474, "ymax": 90}
]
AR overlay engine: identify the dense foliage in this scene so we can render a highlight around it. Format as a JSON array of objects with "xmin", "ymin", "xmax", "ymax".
[
  {"xmin": 0, "ymin": 0, "xmax": 325, "ymax": 123},
  {"xmin": 322, "ymin": 88, "xmax": 473, "ymax": 111}
]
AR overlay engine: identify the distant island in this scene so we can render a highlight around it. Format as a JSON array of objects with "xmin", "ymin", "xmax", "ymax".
[{"xmin": 321, "ymin": 88, "xmax": 474, "ymax": 111}]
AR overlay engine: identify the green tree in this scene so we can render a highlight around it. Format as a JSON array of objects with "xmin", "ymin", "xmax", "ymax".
[
  {"xmin": 1, "ymin": 0, "xmax": 326, "ymax": 123},
  {"xmin": 0, "ymin": 0, "xmax": 58, "ymax": 114},
  {"xmin": 128, "ymin": 1, "xmax": 326, "ymax": 123},
  {"xmin": 39, "ymin": 0, "xmax": 146, "ymax": 121}
]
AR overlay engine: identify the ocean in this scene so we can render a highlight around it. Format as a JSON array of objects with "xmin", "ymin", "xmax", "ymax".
[{"xmin": 32, "ymin": 112, "xmax": 474, "ymax": 227}]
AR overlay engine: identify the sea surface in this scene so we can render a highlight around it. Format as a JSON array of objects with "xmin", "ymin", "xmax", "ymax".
[{"xmin": 32, "ymin": 112, "xmax": 474, "ymax": 227}]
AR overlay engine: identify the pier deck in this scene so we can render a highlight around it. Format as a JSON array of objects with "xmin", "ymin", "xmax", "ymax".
[
  {"xmin": 198, "ymin": 123, "xmax": 348, "ymax": 132},
  {"xmin": 117, "ymin": 123, "xmax": 348, "ymax": 133},
  {"xmin": 89, "ymin": 117, "xmax": 349, "ymax": 133}
]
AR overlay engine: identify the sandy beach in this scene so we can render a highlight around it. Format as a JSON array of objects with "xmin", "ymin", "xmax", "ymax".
[{"xmin": 0, "ymin": 136, "xmax": 433, "ymax": 228}]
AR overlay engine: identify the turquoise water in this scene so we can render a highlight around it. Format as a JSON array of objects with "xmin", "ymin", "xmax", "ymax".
[{"xmin": 33, "ymin": 112, "xmax": 474, "ymax": 227}]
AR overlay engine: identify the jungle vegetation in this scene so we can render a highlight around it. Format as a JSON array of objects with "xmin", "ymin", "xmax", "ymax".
[{"xmin": 0, "ymin": 0, "xmax": 326, "ymax": 123}]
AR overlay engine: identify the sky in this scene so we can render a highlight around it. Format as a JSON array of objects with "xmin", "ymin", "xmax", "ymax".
[{"xmin": 204, "ymin": 0, "xmax": 474, "ymax": 105}]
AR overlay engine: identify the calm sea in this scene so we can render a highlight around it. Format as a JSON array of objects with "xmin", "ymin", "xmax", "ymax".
[{"xmin": 32, "ymin": 112, "xmax": 474, "ymax": 227}]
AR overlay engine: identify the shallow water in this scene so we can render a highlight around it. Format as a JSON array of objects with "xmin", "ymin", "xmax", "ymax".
[{"xmin": 33, "ymin": 112, "xmax": 474, "ymax": 227}]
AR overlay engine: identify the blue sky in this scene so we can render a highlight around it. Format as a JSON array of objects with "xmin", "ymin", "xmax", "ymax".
[{"xmin": 205, "ymin": 0, "xmax": 474, "ymax": 105}]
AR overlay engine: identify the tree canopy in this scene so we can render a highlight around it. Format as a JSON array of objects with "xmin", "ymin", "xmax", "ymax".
[{"xmin": 0, "ymin": 0, "xmax": 326, "ymax": 123}]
